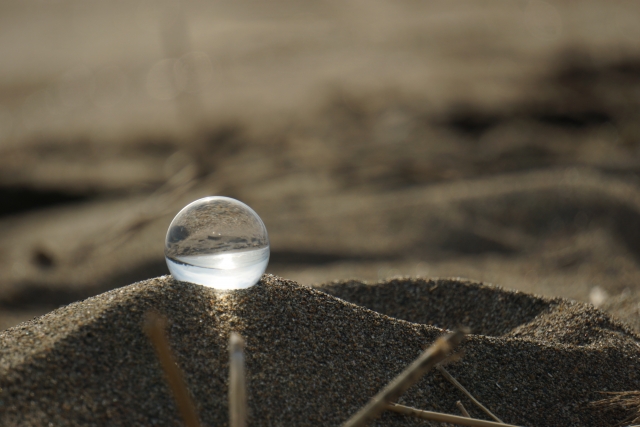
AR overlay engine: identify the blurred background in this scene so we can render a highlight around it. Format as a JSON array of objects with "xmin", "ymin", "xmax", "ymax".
[{"xmin": 2, "ymin": 0, "xmax": 640, "ymax": 330}]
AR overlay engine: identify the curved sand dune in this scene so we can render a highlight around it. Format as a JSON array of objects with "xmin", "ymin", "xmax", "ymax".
[{"xmin": 1, "ymin": 275, "xmax": 639, "ymax": 426}]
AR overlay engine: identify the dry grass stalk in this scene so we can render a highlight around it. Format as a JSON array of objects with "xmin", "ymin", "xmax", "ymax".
[
  {"xmin": 387, "ymin": 403, "xmax": 521, "ymax": 427},
  {"xmin": 341, "ymin": 329, "xmax": 467, "ymax": 427},
  {"xmin": 457, "ymin": 400, "xmax": 471, "ymax": 418},
  {"xmin": 437, "ymin": 365, "xmax": 503, "ymax": 423},
  {"xmin": 591, "ymin": 391, "xmax": 640, "ymax": 426},
  {"xmin": 143, "ymin": 311, "xmax": 202, "ymax": 427},
  {"xmin": 229, "ymin": 332, "xmax": 247, "ymax": 427}
]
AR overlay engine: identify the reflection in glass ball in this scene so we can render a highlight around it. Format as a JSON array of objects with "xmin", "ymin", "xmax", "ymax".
[{"xmin": 165, "ymin": 196, "xmax": 270, "ymax": 290}]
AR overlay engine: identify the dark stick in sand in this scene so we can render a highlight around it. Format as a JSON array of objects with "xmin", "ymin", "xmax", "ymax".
[
  {"xmin": 387, "ymin": 403, "xmax": 521, "ymax": 427},
  {"xmin": 143, "ymin": 311, "xmax": 202, "ymax": 427},
  {"xmin": 229, "ymin": 332, "xmax": 247, "ymax": 427},
  {"xmin": 457, "ymin": 400, "xmax": 471, "ymax": 418},
  {"xmin": 437, "ymin": 364, "xmax": 503, "ymax": 423},
  {"xmin": 341, "ymin": 329, "xmax": 467, "ymax": 427}
]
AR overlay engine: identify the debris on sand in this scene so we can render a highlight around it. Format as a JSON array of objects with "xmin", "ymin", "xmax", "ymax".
[{"xmin": 1, "ymin": 276, "xmax": 638, "ymax": 426}]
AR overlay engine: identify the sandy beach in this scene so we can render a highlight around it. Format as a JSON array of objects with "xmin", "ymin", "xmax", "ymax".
[
  {"xmin": 0, "ymin": 275, "xmax": 638, "ymax": 426},
  {"xmin": 2, "ymin": 1, "xmax": 640, "ymax": 425},
  {"xmin": 2, "ymin": 1, "xmax": 640, "ymax": 331}
]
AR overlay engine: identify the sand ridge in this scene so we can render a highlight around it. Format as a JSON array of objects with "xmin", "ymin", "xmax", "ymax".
[{"xmin": 0, "ymin": 275, "xmax": 639, "ymax": 426}]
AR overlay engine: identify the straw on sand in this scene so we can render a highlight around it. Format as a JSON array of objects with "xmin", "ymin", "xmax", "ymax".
[
  {"xmin": 143, "ymin": 311, "xmax": 202, "ymax": 427},
  {"xmin": 341, "ymin": 329, "xmax": 467, "ymax": 427},
  {"xmin": 437, "ymin": 364, "xmax": 503, "ymax": 423},
  {"xmin": 457, "ymin": 400, "xmax": 471, "ymax": 418},
  {"xmin": 591, "ymin": 391, "xmax": 640, "ymax": 427},
  {"xmin": 387, "ymin": 403, "xmax": 521, "ymax": 427},
  {"xmin": 229, "ymin": 332, "xmax": 247, "ymax": 427}
]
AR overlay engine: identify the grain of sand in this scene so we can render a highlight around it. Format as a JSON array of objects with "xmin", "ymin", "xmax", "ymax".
[{"xmin": 1, "ymin": 275, "xmax": 639, "ymax": 426}]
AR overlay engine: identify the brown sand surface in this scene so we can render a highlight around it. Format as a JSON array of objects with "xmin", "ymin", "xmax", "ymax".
[
  {"xmin": 1, "ymin": 275, "xmax": 639, "ymax": 426},
  {"xmin": 3, "ymin": 1, "xmax": 640, "ymax": 333},
  {"xmin": 2, "ymin": 3, "xmax": 640, "ymax": 425}
]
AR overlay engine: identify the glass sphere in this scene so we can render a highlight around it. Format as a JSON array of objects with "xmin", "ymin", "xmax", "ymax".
[{"xmin": 165, "ymin": 196, "xmax": 270, "ymax": 289}]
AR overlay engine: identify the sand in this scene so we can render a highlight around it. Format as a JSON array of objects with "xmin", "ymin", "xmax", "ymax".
[
  {"xmin": 6, "ymin": 35, "xmax": 640, "ymax": 334},
  {"xmin": 1, "ymin": 275, "xmax": 639, "ymax": 426}
]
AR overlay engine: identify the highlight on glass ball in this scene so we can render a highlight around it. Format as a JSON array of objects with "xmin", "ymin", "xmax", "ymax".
[{"xmin": 165, "ymin": 196, "xmax": 270, "ymax": 290}]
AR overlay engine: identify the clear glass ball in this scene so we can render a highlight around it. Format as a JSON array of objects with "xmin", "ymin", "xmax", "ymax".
[{"xmin": 165, "ymin": 196, "xmax": 270, "ymax": 289}]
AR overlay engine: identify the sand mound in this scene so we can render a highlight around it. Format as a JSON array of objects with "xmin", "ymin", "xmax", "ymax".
[
  {"xmin": 1, "ymin": 276, "xmax": 639, "ymax": 426},
  {"xmin": 319, "ymin": 278, "xmax": 638, "ymax": 348}
]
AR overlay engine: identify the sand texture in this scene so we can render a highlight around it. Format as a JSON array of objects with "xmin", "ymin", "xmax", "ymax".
[
  {"xmin": 4, "ymin": 1, "xmax": 640, "ymax": 334},
  {"xmin": 1, "ymin": 275, "xmax": 638, "ymax": 426}
]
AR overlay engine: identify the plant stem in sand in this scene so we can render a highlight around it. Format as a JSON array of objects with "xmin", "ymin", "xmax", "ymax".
[{"xmin": 341, "ymin": 329, "xmax": 467, "ymax": 427}]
